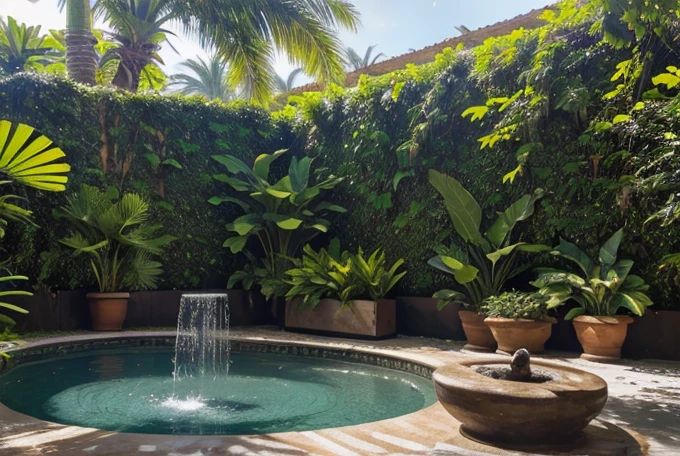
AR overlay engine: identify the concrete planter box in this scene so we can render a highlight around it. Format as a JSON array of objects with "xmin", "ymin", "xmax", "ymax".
[{"xmin": 285, "ymin": 298, "xmax": 396, "ymax": 338}]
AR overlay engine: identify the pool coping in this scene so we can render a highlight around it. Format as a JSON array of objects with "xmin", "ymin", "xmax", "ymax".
[{"xmin": 0, "ymin": 328, "xmax": 660, "ymax": 455}]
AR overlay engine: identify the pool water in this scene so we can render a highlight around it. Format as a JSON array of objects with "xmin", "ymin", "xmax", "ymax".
[{"xmin": 0, "ymin": 348, "xmax": 436, "ymax": 435}]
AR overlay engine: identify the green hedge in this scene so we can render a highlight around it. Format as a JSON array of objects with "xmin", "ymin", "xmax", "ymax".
[
  {"xmin": 1, "ymin": 3, "xmax": 679, "ymax": 311},
  {"xmin": 0, "ymin": 74, "xmax": 298, "ymax": 290}
]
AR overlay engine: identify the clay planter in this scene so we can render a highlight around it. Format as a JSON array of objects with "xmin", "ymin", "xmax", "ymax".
[
  {"xmin": 285, "ymin": 298, "xmax": 395, "ymax": 338},
  {"xmin": 87, "ymin": 292, "xmax": 130, "ymax": 331},
  {"xmin": 573, "ymin": 315, "xmax": 634, "ymax": 361},
  {"xmin": 459, "ymin": 310, "xmax": 496, "ymax": 351},
  {"xmin": 433, "ymin": 358, "xmax": 608, "ymax": 446},
  {"xmin": 484, "ymin": 318, "xmax": 553, "ymax": 354}
]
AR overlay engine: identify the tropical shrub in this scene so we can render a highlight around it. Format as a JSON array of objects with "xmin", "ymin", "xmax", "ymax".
[
  {"xmin": 427, "ymin": 170, "xmax": 548, "ymax": 311},
  {"xmin": 56, "ymin": 185, "xmax": 175, "ymax": 293},
  {"xmin": 532, "ymin": 229, "xmax": 653, "ymax": 319},
  {"xmin": 285, "ymin": 243, "xmax": 406, "ymax": 309},
  {"xmin": 481, "ymin": 291, "xmax": 556, "ymax": 323},
  {"xmin": 210, "ymin": 149, "xmax": 346, "ymax": 299},
  {"xmin": 0, "ymin": 120, "xmax": 70, "ymax": 319}
]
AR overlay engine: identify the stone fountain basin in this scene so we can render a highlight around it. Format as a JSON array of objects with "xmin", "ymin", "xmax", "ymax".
[{"xmin": 432, "ymin": 358, "xmax": 608, "ymax": 446}]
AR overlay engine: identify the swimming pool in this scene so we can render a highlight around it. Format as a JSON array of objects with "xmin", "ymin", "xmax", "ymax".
[{"xmin": 0, "ymin": 345, "xmax": 436, "ymax": 435}]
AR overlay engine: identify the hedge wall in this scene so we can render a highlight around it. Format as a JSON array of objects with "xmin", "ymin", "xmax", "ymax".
[
  {"xmin": 0, "ymin": 74, "xmax": 299, "ymax": 291},
  {"xmin": 1, "ymin": 1, "xmax": 679, "ymax": 311}
]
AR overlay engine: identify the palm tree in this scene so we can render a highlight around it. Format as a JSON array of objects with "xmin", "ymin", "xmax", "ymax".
[
  {"xmin": 0, "ymin": 17, "xmax": 59, "ymax": 75},
  {"xmin": 274, "ymin": 68, "xmax": 303, "ymax": 95},
  {"xmin": 26, "ymin": 0, "xmax": 98, "ymax": 84},
  {"xmin": 64, "ymin": 0, "xmax": 98, "ymax": 85},
  {"xmin": 169, "ymin": 56, "xmax": 235, "ymax": 101},
  {"xmin": 33, "ymin": 0, "xmax": 360, "ymax": 100},
  {"xmin": 345, "ymin": 45, "xmax": 385, "ymax": 71},
  {"xmin": 94, "ymin": 0, "xmax": 174, "ymax": 91},
  {"xmin": 169, "ymin": 0, "xmax": 360, "ymax": 103}
]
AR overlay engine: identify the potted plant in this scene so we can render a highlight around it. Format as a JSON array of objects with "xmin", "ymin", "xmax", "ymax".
[
  {"xmin": 284, "ymin": 242, "xmax": 406, "ymax": 338},
  {"xmin": 481, "ymin": 291, "xmax": 556, "ymax": 354},
  {"xmin": 209, "ymin": 149, "xmax": 346, "ymax": 318},
  {"xmin": 533, "ymin": 229, "xmax": 653, "ymax": 360},
  {"xmin": 57, "ymin": 185, "xmax": 175, "ymax": 331},
  {"xmin": 427, "ymin": 170, "xmax": 549, "ymax": 350}
]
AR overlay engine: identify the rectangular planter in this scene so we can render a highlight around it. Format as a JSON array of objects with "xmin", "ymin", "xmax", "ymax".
[{"xmin": 285, "ymin": 298, "xmax": 396, "ymax": 338}]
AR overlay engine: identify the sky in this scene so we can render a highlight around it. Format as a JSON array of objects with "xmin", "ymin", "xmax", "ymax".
[{"xmin": 2, "ymin": 0, "xmax": 553, "ymax": 85}]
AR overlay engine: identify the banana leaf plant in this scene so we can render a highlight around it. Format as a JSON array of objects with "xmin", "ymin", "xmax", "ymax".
[
  {"xmin": 531, "ymin": 229, "xmax": 653, "ymax": 320},
  {"xmin": 56, "ymin": 185, "xmax": 175, "ymax": 293},
  {"xmin": 0, "ymin": 120, "xmax": 71, "ymax": 315},
  {"xmin": 427, "ymin": 169, "xmax": 549, "ymax": 311},
  {"xmin": 209, "ymin": 149, "xmax": 346, "ymax": 299}
]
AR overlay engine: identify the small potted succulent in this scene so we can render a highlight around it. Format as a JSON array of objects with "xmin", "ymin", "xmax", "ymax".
[
  {"xmin": 57, "ymin": 185, "xmax": 175, "ymax": 331},
  {"xmin": 482, "ymin": 291, "xmax": 556, "ymax": 354},
  {"xmin": 285, "ymin": 242, "xmax": 406, "ymax": 338},
  {"xmin": 533, "ymin": 229, "xmax": 653, "ymax": 360}
]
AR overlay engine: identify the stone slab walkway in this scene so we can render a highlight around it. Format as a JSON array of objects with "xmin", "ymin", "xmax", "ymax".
[{"xmin": 0, "ymin": 327, "xmax": 678, "ymax": 456}]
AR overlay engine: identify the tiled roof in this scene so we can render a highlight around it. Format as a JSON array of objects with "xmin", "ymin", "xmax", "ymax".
[{"xmin": 292, "ymin": 5, "xmax": 551, "ymax": 93}]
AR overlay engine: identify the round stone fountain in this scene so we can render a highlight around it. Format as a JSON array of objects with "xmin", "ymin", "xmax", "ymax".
[{"xmin": 433, "ymin": 349, "xmax": 608, "ymax": 447}]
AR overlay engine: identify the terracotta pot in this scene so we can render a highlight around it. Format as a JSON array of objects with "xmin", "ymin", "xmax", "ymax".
[
  {"xmin": 87, "ymin": 292, "xmax": 130, "ymax": 331},
  {"xmin": 458, "ymin": 310, "xmax": 495, "ymax": 351},
  {"xmin": 573, "ymin": 315, "xmax": 634, "ymax": 360},
  {"xmin": 484, "ymin": 317, "xmax": 553, "ymax": 354},
  {"xmin": 285, "ymin": 298, "xmax": 396, "ymax": 338}
]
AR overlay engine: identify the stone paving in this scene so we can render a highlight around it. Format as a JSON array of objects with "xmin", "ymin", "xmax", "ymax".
[{"xmin": 0, "ymin": 327, "xmax": 678, "ymax": 456}]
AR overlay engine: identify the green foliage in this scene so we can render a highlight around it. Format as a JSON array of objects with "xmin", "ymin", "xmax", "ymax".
[
  {"xmin": 481, "ymin": 291, "xmax": 556, "ymax": 323},
  {"xmin": 428, "ymin": 170, "xmax": 549, "ymax": 311},
  {"xmin": 211, "ymin": 148, "xmax": 345, "ymax": 298},
  {"xmin": 285, "ymin": 243, "xmax": 406, "ymax": 309},
  {"xmin": 56, "ymin": 184, "xmax": 175, "ymax": 292},
  {"xmin": 533, "ymin": 229, "xmax": 653, "ymax": 318},
  {"xmin": 0, "ymin": 17, "xmax": 59, "ymax": 76}
]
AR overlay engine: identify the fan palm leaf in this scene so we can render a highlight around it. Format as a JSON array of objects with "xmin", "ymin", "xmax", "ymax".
[
  {"xmin": 168, "ymin": 0, "xmax": 360, "ymax": 103},
  {"xmin": 169, "ymin": 56, "xmax": 235, "ymax": 101}
]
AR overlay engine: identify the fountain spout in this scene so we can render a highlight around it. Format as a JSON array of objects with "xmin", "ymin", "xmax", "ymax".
[{"xmin": 509, "ymin": 348, "xmax": 531, "ymax": 381}]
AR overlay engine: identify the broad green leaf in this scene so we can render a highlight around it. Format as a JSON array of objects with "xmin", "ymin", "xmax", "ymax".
[
  {"xmin": 263, "ymin": 213, "xmax": 303, "ymax": 230},
  {"xmin": 599, "ymin": 229, "xmax": 623, "ymax": 268},
  {"xmin": 485, "ymin": 190, "xmax": 543, "ymax": 248},
  {"xmin": 223, "ymin": 236, "xmax": 248, "ymax": 253},
  {"xmin": 313, "ymin": 201, "xmax": 347, "ymax": 213},
  {"xmin": 212, "ymin": 155, "xmax": 253, "ymax": 177},
  {"xmin": 232, "ymin": 214, "xmax": 260, "ymax": 236},
  {"xmin": 438, "ymin": 255, "xmax": 479, "ymax": 284},
  {"xmin": 554, "ymin": 238, "xmax": 593, "ymax": 276},
  {"xmin": 428, "ymin": 169, "xmax": 483, "ymax": 244},
  {"xmin": 212, "ymin": 174, "xmax": 250, "ymax": 191},
  {"xmin": 207, "ymin": 196, "xmax": 250, "ymax": 211},
  {"xmin": 433, "ymin": 289, "xmax": 465, "ymax": 309},
  {"xmin": 652, "ymin": 72, "xmax": 680, "ymax": 89},
  {"xmin": 289, "ymin": 156, "xmax": 312, "ymax": 192},
  {"xmin": 253, "ymin": 149, "xmax": 287, "ymax": 180},
  {"xmin": 614, "ymin": 291, "xmax": 652, "ymax": 316},
  {"xmin": 564, "ymin": 307, "xmax": 585, "ymax": 320}
]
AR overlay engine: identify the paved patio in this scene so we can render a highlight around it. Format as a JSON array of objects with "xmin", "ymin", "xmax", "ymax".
[{"xmin": 0, "ymin": 327, "xmax": 678, "ymax": 456}]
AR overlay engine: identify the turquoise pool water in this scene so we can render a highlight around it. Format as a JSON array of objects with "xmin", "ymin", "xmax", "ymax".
[{"xmin": 0, "ymin": 348, "xmax": 436, "ymax": 435}]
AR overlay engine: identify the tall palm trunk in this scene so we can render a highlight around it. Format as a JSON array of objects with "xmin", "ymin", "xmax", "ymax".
[{"xmin": 65, "ymin": 0, "xmax": 97, "ymax": 85}]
